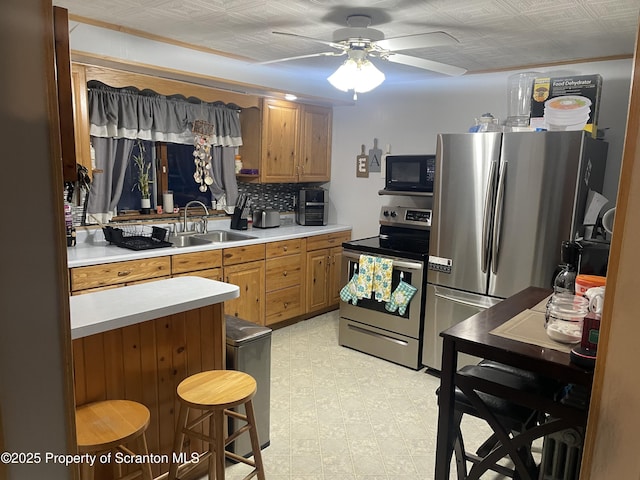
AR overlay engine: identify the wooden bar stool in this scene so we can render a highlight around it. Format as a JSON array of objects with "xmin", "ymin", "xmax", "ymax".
[
  {"xmin": 168, "ymin": 370, "xmax": 266, "ymax": 480},
  {"xmin": 75, "ymin": 399, "xmax": 153, "ymax": 480}
]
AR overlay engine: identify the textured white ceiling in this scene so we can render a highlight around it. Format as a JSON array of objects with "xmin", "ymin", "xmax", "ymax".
[{"xmin": 54, "ymin": 0, "xmax": 639, "ymax": 84}]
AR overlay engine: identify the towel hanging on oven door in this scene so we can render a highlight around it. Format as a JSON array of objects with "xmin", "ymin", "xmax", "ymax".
[{"xmin": 356, "ymin": 254, "xmax": 393, "ymax": 302}]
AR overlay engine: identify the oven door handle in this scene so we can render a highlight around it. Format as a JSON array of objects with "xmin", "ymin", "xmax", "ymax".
[
  {"xmin": 304, "ymin": 202, "xmax": 327, "ymax": 207},
  {"xmin": 343, "ymin": 251, "xmax": 423, "ymax": 271}
]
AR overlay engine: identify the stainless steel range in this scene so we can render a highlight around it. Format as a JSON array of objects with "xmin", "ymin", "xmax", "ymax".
[{"xmin": 338, "ymin": 206, "xmax": 431, "ymax": 369}]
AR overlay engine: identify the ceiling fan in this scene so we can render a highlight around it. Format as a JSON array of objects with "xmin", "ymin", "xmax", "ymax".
[{"xmin": 260, "ymin": 14, "xmax": 467, "ymax": 95}]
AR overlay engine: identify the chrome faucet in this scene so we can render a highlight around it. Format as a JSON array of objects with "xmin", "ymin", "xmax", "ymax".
[{"xmin": 183, "ymin": 200, "xmax": 209, "ymax": 233}]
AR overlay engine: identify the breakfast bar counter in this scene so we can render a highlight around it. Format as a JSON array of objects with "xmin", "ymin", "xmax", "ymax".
[{"xmin": 70, "ymin": 276, "xmax": 240, "ymax": 479}]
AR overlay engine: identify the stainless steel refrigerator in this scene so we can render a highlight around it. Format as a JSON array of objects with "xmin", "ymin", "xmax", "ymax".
[{"xmin": 422, "ymin": 130, "xmax": 608, "ymax": 370}]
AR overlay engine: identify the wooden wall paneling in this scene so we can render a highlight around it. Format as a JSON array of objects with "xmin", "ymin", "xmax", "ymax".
[
  {"xmin": 53, "ymin": 7, "xmax": 77, "ymax": 182},
  {"xmin": 184, "ymin": 309, "xmax": 204, "ymax": 455},
  {"xmin": 72, "ymin": 339, "xmax": 86, "ymax": 406},
  {"xmin": 82, "ymin": 334, "xmax": 106, "ymax": 404},
  {"xmin": 155, "ymin": 315, "xmax": 177, "ymax": 464},
  {"xmin": 103, "ymin": 329, "xmax": 125, "ymax": 399},
  {"xmin": 121, "ymin": 325, "xmax": 143, "ymax": 403},
  {"xmin": 71, "ymin": 63, "xmax": 92, "ymax": 179},
  {"xmin": 138, "ymin": 321, "xmax": 160, "ymax": 478},
  {"xmin": 200, "ymin": 305, "xmax": 217, "ymax": 371},
  {"xmin": 581, "ymin": 17, "xmax": 640, "ymax": 479}
]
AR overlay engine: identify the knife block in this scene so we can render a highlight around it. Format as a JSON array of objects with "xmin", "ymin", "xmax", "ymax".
[{"xmin": 230, "ymin": 210, "xmax": 248, "ymax": 230}]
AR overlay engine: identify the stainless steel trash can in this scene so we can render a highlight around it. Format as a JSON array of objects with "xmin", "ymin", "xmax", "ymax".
[{"xmin": 225, "ymin": 315, "xmax": 271, "ymax": 457}]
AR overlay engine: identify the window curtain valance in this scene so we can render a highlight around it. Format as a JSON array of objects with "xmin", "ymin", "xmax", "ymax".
[{"xmin": 87, "ymin": 81, "xmax": 243, "ymax": 147}]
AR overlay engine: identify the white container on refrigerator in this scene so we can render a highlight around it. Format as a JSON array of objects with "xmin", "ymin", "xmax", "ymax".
[{"xmin": 422, "ymin": 130, "xmax": 607, "ymax": 370}]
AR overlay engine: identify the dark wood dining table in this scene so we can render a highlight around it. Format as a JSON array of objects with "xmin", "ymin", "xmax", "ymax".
[{"xmin": 434, "ymin": 286, "xmax": 595, "ymax": 479}]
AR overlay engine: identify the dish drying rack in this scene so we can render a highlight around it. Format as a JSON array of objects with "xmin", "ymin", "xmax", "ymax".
[{"xmin": 103, "ymin": 225, "xmax": 172, "ymax": 251}]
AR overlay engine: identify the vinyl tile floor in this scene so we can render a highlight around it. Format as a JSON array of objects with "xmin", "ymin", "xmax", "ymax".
[{"xmin": 217, "ymin": 310, "xmax": 516, "ymax": 480}]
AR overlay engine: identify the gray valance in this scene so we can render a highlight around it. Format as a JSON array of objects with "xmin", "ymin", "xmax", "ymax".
[{"xmin": 87, "ymin": 81, "xmax": 243, "ymax": 147}]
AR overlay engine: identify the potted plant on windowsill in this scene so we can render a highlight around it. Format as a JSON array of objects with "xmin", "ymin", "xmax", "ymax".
[{"xmin": 132, "ymin": 141, "xmax": 152, "ymax": 214}]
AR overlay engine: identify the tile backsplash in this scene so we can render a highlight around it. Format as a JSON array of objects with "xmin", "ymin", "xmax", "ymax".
[{"xmin": 237, "ymin": 182, "xmax": 302, "ymax": 212}]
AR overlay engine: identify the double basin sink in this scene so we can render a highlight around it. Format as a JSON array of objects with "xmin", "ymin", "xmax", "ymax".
[{"xmin": 169, "ymin": 230, "xmax": 257, "ymax": 248}]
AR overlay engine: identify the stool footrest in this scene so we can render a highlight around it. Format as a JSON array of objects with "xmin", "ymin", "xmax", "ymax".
[
  {"xmin": 186, "ymin": 410, "xmax": 213, "ymax": 430},
  {"xmin": 226, "ymin": 424, "xmax": 251, "ymax": 446},
  {"xmin": 181, "ymin": 428, "xmax": 215, "ymax": 445}
]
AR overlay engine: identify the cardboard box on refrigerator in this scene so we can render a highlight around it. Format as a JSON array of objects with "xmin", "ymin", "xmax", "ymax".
[{"xmin": 529, "ymin": 74, "xmax": 602, "ymax": 136}]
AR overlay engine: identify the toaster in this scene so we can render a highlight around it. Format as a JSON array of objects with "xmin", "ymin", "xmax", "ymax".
[{"xmin": 252, "ymin": 209, "xmax": 281, "ymax": 228}]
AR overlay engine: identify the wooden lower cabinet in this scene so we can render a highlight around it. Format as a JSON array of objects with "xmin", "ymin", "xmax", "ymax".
[
  {"xmin": 72, "ymin": 303, "xmax": 225, "ymax": 479},
  {"xmin": 265, "ymin": 239, "xmax": 304, "ymax": 325},
  {"xmin": 305, "ymin": 231, "xmax": 351, "ymax": 314},
  {"xmin": 69, "ymin": 257, "xmax": 171, "ymax": 292},
  {"xmin": 306, "ymin": 248, "xmax": 332, "ymax": 312},
  {"xmin": 223, "ymin": 260, "xmax": 266, "ymax": 325},
  {"xmin": 171, "ymin": 249, "xmax": 223, "ymax": 281}
]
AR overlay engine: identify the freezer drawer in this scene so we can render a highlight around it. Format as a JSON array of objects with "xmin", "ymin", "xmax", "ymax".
[
  {"xmin": 339, "ymin": 317, "xmax": 421, "ymax": 370},
  {"xmin": 422, "ymin": 284, "xmax": 501, "ymax": 370}
]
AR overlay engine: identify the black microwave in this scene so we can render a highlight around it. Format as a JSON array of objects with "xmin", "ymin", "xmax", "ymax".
[{"xmin": 384, "ymin": 154, "xmax": 436, "ymax": 192}]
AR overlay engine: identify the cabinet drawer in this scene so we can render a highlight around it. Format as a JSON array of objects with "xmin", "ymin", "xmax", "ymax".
[
  {"xmin": 223, "ymin": 244, "xmax": 265, "ymax": 265},
  {"xmin": 70, "ymin": 257, "xmax": 171, "ymax": 291},
  {"xmin": 266, "ymin": 254, "xmax": 302, "ymax": 291},
  {"xmin": 266, "ymin": 239, "xmax": 303, "ymax": 257},
  {"xmin": 171, "ymin": 250, "xmax": 222, "ymax": 274},
  {"xmin": 266, "ymin": 286, "xmax": 303, "ymax": 325},
  {"xmin": 305, "ymin": 231, "xmax": 351, "ymax": 251},
  {"xmin": 173, "ymin": 268, "xmax": 222, "ymax": 281}
]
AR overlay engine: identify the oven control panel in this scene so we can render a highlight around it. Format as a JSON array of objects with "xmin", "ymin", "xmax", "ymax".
[{"xmin": 380, "ymin": 206, "xmax": 432, "ymax": 229}]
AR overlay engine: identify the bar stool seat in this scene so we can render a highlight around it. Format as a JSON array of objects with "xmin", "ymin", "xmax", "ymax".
[
  {"xmin": 168, "ymin": 370, "xmax": 265, "ymax": 480},
  {"xmin": 75, "ymin": 399, "xmax": 152, "ymax": 480}
]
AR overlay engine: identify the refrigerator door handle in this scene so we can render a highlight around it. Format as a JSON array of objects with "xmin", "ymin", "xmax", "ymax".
[
  {"xmin": 491, "ymin": 161, "xmax": 508, "ymax": 275},
  {"xmin": 433, "ymin": 290, "xmax": 501, "ymax": 310},
  {"xmin": 481, "ymin": 160, "xmax": 498, "ymax": 273}
]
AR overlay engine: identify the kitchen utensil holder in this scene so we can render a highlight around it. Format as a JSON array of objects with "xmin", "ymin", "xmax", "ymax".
[{"xmin": 230, "ymin": 210, "xmax": 248, "ymax": 230}]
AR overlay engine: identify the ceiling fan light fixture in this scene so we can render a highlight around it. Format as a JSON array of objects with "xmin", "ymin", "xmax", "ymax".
[{"xmin": 327, "ymin": 57, "xmax": 385, "ymax": 94}]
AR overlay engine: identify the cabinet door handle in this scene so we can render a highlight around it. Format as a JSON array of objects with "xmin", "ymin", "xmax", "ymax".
[
  {"xmin": 284, "ymin": 302, "xmax": 288, "ymax": 308},
  {"xmin": 283, "ymin": 246, "xmax": 288, "ymax": 252},
  {"xmin": 117, "ymin": 271, "xmax": 131, "ymax": 277},
  {"xmin": 283, "ymin": 271, "xmax": 288, "ymax": 277}
]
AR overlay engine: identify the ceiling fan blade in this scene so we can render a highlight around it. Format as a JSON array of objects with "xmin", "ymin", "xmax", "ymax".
[
  {"xmin": 375, "ymin": 31, "xmax": 459, "ymax": 51},
  {"xmin": 257, "ymin": 51, "xmax": 346, "ymax": 65},
  {"xmin": 272, "ymin": 31, "xmax": 346, "ymax": 50},
  {"xmin": 385, "ymin": 53, "xmax": 467, "ymax": 76}
]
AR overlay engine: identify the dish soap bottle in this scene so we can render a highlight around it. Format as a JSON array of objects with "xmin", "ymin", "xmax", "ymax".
[{"xmin": 553, "ymin": 241, "xmax": 581, "ymax": 293}]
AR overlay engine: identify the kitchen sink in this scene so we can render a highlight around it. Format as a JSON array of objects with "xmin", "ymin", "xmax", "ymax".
[
  {"xmin": 168, "ymin": 234, "xmax": 214, "ymax": 248},
  {"xmin": 169, "ymin": 230, "xmax": 257, "ymax": 247},
  {"xmin": 196, "ymin": 230, "xmax": 257, "ymax": 242}
]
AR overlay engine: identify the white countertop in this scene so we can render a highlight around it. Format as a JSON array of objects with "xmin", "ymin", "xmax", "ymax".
[
  {"xmin": 67, "ymin": 220, "xmax": 351, "ymax": 268},
  {"xmin": 69, "ymin": 276, "xmax": 239, "ymax": 339}
]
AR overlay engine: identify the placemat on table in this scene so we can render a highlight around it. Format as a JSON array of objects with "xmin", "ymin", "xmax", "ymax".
[
  {"xmin": 530, "ymin": 294, "xmax": 552, "ymax": 314},
  {"xmin": 489, "ymin": 308, "xmax": 573, "ymax": 353}
]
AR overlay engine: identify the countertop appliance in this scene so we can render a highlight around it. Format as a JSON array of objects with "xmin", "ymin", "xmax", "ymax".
[
  {"xmin": 252, "ymin": 209, "xmax": 280, "ymax": 228},
  {"xmin": 295, "ymin": 187, "xmax": 328, "ymax": 226},
  {"xmin": 384, "ymin": 154, "xmax": 436, "ymax": 193},
  {"xmin": 339, "ymin": 206, "xmax": 431, "ymax": 369},
  {"xmin": 423, "ymin": 130, "xmax": 608, "ymax": 370}
]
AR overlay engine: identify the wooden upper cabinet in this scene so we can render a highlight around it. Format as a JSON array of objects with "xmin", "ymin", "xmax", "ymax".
[
  {"xmin": 298, "ymin": 104, "xmax": 332, "ymax": 182},
  {"xmin": 241, "ymin": 99, "xmax": 332, "ymax": 183},
  {"xmin": 261, "ymin": 99, "xmax": 300, "ymax": 182}
]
